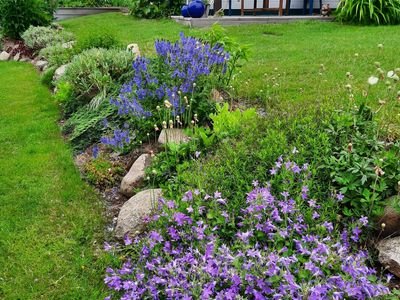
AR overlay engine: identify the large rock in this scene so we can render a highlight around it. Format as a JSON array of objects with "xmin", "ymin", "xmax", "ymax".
[
  {"xmin": 120, "ymin": 154, "xmax": 151, "ymax": 197},
  {"xmin": 158, "ymin": 128, "xmax": 190, "ymax": 145},
  {"xmin": 35, "ymin": 60, "xmax": 48, "ymax": 71},
  {"xmin": 377, "ymin": 237, "xmax": 400, "ymax": 278},
  {"xmin": 127, "ymin": 43, "xmax": 141, "ymax": 57},
  {"xmin": 115, "ymin": 189, "xmax": 162, "ymax": 238},
  {"xmin": 0, "ymin": 51, "xmax": 10, "ymax": 61},
  {"xmin": 53, "ymin": 64, "xmax": 68, "ymax": 82},
  {"xmin": 376, "ymin": 196, "xmax": 400, "ymax": 238}
]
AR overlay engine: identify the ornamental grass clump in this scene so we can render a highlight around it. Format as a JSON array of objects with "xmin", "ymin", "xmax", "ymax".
[
  {"xmin": 101, "ymin": 33, "xmax": 230, "ymax": 149},
  {"xmin": 104, "ymin": 154, "xmax": 390, "ymax": 299}
]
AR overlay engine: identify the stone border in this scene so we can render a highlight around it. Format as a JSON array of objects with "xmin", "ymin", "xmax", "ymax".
[{"xmin": 55, "ymin": 7, "xmax": 129, "ymax": 20}]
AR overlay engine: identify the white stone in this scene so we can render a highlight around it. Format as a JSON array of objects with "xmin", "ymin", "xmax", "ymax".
[
  {"xmin": 377, "ymin": 236, "xmax": 400, "ymax": 278},
  {"xmin": 127, "ymin": 43, "xmax": 141, "ymax": 57},
  {"xmin": 0, "ymin": 51, "xmax": 10, "ymax": 61},
  {"xmin": 158, "ymin": 128, "xmax": 190, "ymax": 145},
  {"xmin": 35, "ymin": 60, "xmax": 48, "ymax": 70},
  {"xmin": 53, "ymin": 64, "xmax": 69, "ymax": 81},
  {"xmin": 13, "ymin": 53, "xmax": 20, "ymax": 61},
  {"xmin": 120, "ymin": 154, "xmax": 151, "ymax": 197},
  {"xmin": 115, "ymin": 189, "xmax": 162, "ymax": 238}
]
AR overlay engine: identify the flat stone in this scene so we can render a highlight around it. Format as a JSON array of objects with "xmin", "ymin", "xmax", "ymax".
[
  {"xmin": 0, "ymin": 51, "xmax": 10, "ymax": 61},
  {"xmin": 115, "ymin": 189, "xmax": 162, "ymax": 239},
  {"xmin": 53, "ymin": 64, "xmax": 68, "ymax": 81},
  {"xmin": 158, "ymin": 128, "xmax": 190, "ymax": 145},
  {"xmin": 13, "ymin": 52, "xmax": 20, "ymax": 61},
  {"xmin": 127, "ymin": 43, "xmax": 140, "ymax": 57},
  {"xmin": 35, "ymin": 60, "xmax": 48, "ymax": 71},
  {"xmin": 377, "ymin": 236, "xmax": 400, "ymax": 278},
  {"xmin": 120, "ymin": 154, "xmax": 151, "ymax": 197}
]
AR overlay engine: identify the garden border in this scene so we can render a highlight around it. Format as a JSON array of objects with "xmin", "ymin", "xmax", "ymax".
[{"xmin": 55, "ymin": 7, "xmax": 129, "ymax": 20}]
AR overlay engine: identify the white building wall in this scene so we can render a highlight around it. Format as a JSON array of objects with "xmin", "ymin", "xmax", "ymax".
[{"xmin": 216, "ymin": 0, "xmax": 339, "ymax": 10}]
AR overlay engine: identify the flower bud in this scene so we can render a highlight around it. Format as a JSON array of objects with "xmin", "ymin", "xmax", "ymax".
[{"xmin": 348, "ymin": 143, "xmax": 353, "ymax": 152}]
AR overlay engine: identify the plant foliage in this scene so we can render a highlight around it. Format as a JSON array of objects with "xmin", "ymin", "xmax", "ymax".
[
  {"xmin": 0, "ymin": 0, "xmax": 53, "ymax": 38},
  {"xmin": 336, "ymin": 0, "xmax": 400, "ymax": 25}
]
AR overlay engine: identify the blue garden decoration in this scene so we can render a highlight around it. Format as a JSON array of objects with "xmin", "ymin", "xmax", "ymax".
[
  {"xmin": 181, "ymin": 5, "xmax": 190, "ymax": 17},
  {"xmin": 187, "ymin": 0, "xmax": 205, "ymax": 18}
]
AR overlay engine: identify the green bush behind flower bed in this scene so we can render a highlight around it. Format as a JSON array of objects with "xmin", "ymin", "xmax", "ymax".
[{"xmin": 0, "ymin": 0, "xmax": 54, "ymax": 38}]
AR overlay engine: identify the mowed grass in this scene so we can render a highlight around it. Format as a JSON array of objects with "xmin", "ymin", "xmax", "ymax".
[
  {"xmin": 0, "ymin": 62, "xmax": 105, "ymax": 299},
  {"xmin": 62, "ymin": 14, "xmax": 400, "ymax": 135}
]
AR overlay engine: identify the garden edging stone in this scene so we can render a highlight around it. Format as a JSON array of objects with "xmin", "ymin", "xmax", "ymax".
[
  {"xmin": 158, "ymin": 128, "xmax": 190, "ymax": 145},
  {"xmin": 115, "ymin": 188, "xmax": 162, "ymax": 239},
  {"xmin": 120, "ymin": 153, "xmax": 152, "ymax": 197},
  {"xmin": 53, "ymin": 64, "xmax": 69, "ymax": 82},
  {"xmin": 0, "ymin": 51, "xmax": 10, "ymax": 61},
  {"xmin": 377, "ymin": 236, "xmax": 400, "ymax": 278}
]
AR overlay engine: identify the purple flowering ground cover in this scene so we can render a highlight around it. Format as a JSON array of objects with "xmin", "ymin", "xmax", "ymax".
[{"xmin": 103, "ymin": 154, "xmax": 391, "ymax": 299}]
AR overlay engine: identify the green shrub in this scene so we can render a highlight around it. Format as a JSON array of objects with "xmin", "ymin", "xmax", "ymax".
[
  {"xmin": 336, "ymin": 0, "xmax": 400, "ymax": 25},
  {"xmin": 83, "ymin": 156, "xmax": 125, "ymax": 188},
  {"xmin": 54, "ymin": 81, "xmax": 78, "ymax": 116},
  {"xmin": 76, "ymin": 32, "xmax": 121, "ymax": 52},
  {"xmin": 22, "ymin": 26, "xmax": 74, "ymax": 51},
  {"xmin": 39, "ymin": 43, "xmax": 75, "ymax": 67},
  {"xmin": 0, "ymin": 0, "xmax": 53, "ymax": 39},
  {"xmin": 322, "ymin": 103, "xmax": 400, "ymax": 218},
  {"xmin": 62, "ymin": 101, "xmax": 117, "ymax": 152},
  {"xmin": 41, "ymin": 66, "xmax": 57, "ymax": 87},
  {"xmin": 130, "ymin": 0, "xmax": 183, "ymax": 18},
  {"xmin": 59, "ymin": 48, "xmax": 134, "ymax": 113}
]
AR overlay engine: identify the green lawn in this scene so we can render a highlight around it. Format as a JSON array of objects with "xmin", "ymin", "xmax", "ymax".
[
  {"xmin": 0, "ymin": 62, "xmax": 105, "ymax": 299},
  {"xmin": 62, "ymin": 14, "xmax": 400, "ymax": 136}
]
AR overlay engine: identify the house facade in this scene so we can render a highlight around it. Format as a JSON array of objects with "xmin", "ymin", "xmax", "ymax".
[{"xmin": 212, "ymin": 0, "xmax": 340, "ymax": 14}]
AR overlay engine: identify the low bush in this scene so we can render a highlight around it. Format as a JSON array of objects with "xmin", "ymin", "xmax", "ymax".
[
  {"xmin": 0, "ymin": 0, "xmax": 53, "ymax": 39},
  {"xmin": 323, "ymin": 103, "xmax": 400, "ymax": 218},
  {"xmin": 57, "ymin": 48, "xmax": 135, "ymax": 114},
  {"xmin": 104, "ymin": 156, "xmax": 390, "ymax": 299},
  {"xmin": 76, "ymin": 31, "xmax": 121, "ymax": 52},
  {"xmin": 22, "ymin": 26, "xmax": 74, "ymax": 51},
  {"xmin": 129, "ymin": 0, "xmax": 183, "ymax": 18},
  {"xmin": 39, "ymin": 43, "xmax": 75, "ymax": 67},
  {"xmin": 83, "ymin": 156, "xmax": 125, "ymax": 188},
  {"xmin": 41, "ymin": 66, "xmax": 57, "ymax": 87},
  {"xmin": 336, "ymin": 0, "xmax": 400, "ymax": 25},
  {"xmin": 63, "ymin": 101, "xmax": 118, "ymax": 152}
]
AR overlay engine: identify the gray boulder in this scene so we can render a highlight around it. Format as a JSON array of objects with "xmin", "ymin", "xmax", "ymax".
[
  {"xmin": 53, "ymin": 64, "xmax": 69, "ymax": 82},
  {"xmin": 35, "ymin": 60, "xmax": 48, "ymax": 71},
  {"xmin": 377, "ymin": 236, "xmax": 400, "ymax": 278},
  {"xmin": 0, "ymin": 51, "xmax": 10, "ymax": 61},
  {"xmin": 120, "ymin": 154, "xmax": 151, "ymax": 197},
  {"xmin": 115, "ymin": 189, "xmax": 162, "ymax": 239},
  {"xmin": 158, "ymin": 128, "xmax": 190, "ymax": 145}
]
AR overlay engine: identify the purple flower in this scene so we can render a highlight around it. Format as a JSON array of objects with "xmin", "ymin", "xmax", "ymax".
[
  {"xmin": 359, "ymin": 216, "xmax": 368, "ymax": 226},
  {"xmin": 336, "ymin": 193, "xmax": 345, "ymax": 201},
  {"xmin": 124, "ymin": 234, "xmax": 132, "ymax": 246}
]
